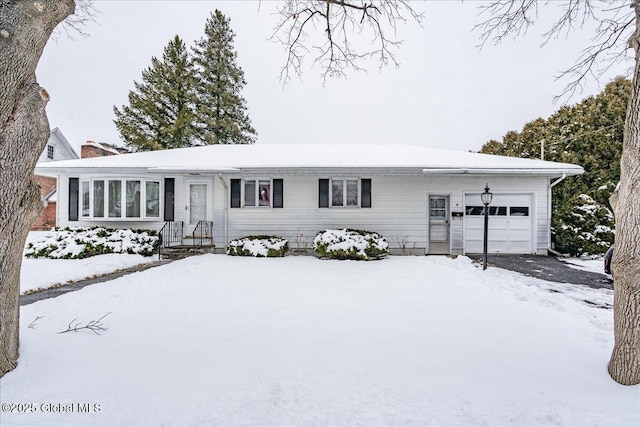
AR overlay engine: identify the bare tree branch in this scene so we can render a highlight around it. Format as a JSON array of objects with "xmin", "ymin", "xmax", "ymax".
[
  {"xmin": 58, "ymin": 313, "xmax": 111, "ymax": 335},
  {"xmin": 54, "ymin": 0, "xmax": 99, "ymax": 40},
  {"xmin": 27, "ymin": 316, "xmax": 43, "ymax": 330},
  {"xmin": 475, "ymin": 0, "xmax": 634, "ymax": 103},
  {"xmin": 270, "ymin": 0, "xmax": 423, "ymax": 84}
]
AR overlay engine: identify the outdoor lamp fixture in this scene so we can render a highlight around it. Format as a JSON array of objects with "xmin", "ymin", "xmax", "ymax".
[{"xmin": 481, "ymin": 183, "xmax": 493, "ymax": 271}]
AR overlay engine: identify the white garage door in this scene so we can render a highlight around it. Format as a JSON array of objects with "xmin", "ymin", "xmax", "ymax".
[{"xmin": 464, "ymin": 193, "xmax": 534, "ymax": 254}]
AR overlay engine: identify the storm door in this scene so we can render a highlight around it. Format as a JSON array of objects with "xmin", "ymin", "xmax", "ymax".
[
  {"xmin": 185, "ymin": 179, "xmax": 211, "ymax": 235},
  {"xmin": 428, "ymin": 195, "xmax": 450, "ymax": 254}
]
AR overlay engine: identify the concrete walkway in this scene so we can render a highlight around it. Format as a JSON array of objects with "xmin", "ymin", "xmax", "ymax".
[{"xmin": 20, "ymin": 260, "xmax": 172, "ymax": 306}]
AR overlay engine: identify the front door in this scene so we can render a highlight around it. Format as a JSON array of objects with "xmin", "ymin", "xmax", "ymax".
[
  {"xmin": 185, "ymin": 179, "xmax": 211, "ymax": 235},
  {"xmin": 429, "ymin": 195, "xmax": 450, "ymax": 254}
]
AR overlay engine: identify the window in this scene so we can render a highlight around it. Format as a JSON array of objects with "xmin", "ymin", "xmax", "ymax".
[
  {"xmin": 510, "ymin": 206, "xmax": 529, "ymax": 216},
  {"xmin": 330, "ymin": 179, "xmax": 358, "ymax": 207},
  {"xmin": 146, "ymin": 181, "xmax": 160, "ymax": 218},
  {"xmin": 319, "ymin": 178, "xmax": 371, "ymax": 208},
  {"xmin": 46, "ymin": 145, "xmax": 54, "ymax": 160},
  {"xmin": 231, "ymin": 179, "xmax": 283, "ymax": 208},
  {"xmin": 465, "ymin": 206, "xmax": 507, "ymax": 216},
  {"xmin": 82, "ymin": 181, "xmax": 90, "ymax": 217},
  {"xmin": 93, "ymin": 181, "xmax": 105, "ymax": 218},
  {"xmin": 244, "ymin": 180, "xmax": 256, "ymax": 206},
  {"xmin": 430, "ymin": 198, "xmax": 447, "ymax": 220},
  {"xmin": 72, "ymin": 178, "xmax": 162, "ymax": 220},
  {"xmin": 126, "ymin": 180, "xmax": 141, "ymax": 218},
  {"xmin": 108, "ymin": 180, "xmax": 122, "ymax": 218}
]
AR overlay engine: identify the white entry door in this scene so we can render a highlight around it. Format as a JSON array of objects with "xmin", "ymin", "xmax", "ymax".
[{"xmin": 185, "ymin": 179, "xmax": 211, "ymax": 235}]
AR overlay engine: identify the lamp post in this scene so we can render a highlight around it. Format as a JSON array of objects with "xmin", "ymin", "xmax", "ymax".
[{"xmin": 481, "ymin": 183, "xmax": 493, "ymax": 271}]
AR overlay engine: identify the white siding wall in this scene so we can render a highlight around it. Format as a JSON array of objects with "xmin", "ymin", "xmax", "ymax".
[{"xmin": 56, "ymin": 171, "xmax": 551, "ymax": 255}]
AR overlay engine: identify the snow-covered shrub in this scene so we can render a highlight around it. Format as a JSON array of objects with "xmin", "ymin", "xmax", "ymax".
[
  {"xmin": 227, "ymin": 236, "xmax": 289, "ymax": 257},
  {"xmin": 313, "ymin": 229, "xmax": 389, "ymax": 260},
  {"xmin": 553, "ymin": 194, "xmax": 615, "ymax": 256},
  {"xmin": 25, "ymin": 227, "xmax": 159, "ymax": 259}
]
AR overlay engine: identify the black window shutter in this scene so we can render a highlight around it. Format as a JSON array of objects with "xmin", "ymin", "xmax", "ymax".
[
  {"xmin": 164, "ymin": 178, "xmax": 175, "ymax": 221},
  {"xmin": 319, "ymin": 179, "xmax": 329, "ymax": 208},
  {"xmin": 231, "ymin": 179, "xmax": 241, "ymax": 208},
  {"xmin": 273, "ymin": 179, "xmax": 283, "ymax": 208},
  {"xmin": 361, "ymin": 179, "xmax": 372, "ymax": 208},
  {"xmin": 68, "ymin": 178, "xmax": 79, "ymax": 221}
]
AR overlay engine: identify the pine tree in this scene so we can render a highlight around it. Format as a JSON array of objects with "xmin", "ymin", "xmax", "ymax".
[
  {"xmin": 192, "ymin": 10, "xmax": 257, "ymax": 145},
  {"xmin": 480, "ymin": 77, "xmax": 631, "ymax": 255},
  {"xmin": 114, "ymin": 35, "xmax": 197, "ymax": 151}
]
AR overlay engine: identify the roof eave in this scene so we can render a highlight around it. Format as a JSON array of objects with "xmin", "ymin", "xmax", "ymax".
[{"xmin": 421, "ymin": 168, "xmax": 584, "ymax": 176}]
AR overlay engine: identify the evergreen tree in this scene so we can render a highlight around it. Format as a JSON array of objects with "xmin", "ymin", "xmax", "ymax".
[
  {"xmin": 114, "ymin": 35, "xmax": 198, "ymax": 151},
  {"xmin": 192, "ymin": 10, "xmax": 257, "ymax": 145},
  {"xmin": 480, "ymin": 77, "xmax": 631, "ymax": 255}
]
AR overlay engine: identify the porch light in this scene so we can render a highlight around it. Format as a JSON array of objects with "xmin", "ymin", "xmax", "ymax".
[
  {"xmin": 481, "ymin": 184, "xmax": 493, "ymax": 206},
  {"xmin": 481, "ymin": 183, "xmax": 493, "ymax": 271}
]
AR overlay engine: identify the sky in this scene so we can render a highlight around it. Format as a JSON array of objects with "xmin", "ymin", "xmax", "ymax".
[{"xmin": 36, "ymin": 1, "xmax": 633, "ymax": 155}]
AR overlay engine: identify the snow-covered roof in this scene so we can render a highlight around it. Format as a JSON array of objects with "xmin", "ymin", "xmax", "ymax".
[{"xmin": 35, "ymin": 144, "xmax": 583, "ymax": 176}]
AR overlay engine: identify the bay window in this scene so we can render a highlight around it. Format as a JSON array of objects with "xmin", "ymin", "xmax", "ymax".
[{"xmin": 75, "ymin": 178, "xmax": 160, "ymax": 220}]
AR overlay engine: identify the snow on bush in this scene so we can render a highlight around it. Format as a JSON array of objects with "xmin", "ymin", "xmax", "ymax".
[
  {"xmin": 24, "ymin": 227, "xmax": 159, "ymax": 259},
  {"xmin": 313, "ymin": 229, "xmax": 389, "ymax": 260},
  {"xmin": 227, "ymin": 236, "xmax": 289, "ymax": 257},
  {"xmin": 553, "ymin": 194, "xmax": 615, "ymax": 256}
]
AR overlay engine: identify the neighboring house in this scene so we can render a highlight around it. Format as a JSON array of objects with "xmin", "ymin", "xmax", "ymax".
[
  {"xmin": 34, "ymin": 144, "xmax": 583, "ymax": 255},
  {"xmin": 32, "ymin": 128, "xmax": 79, "ymax": 230},
  {"xmin": 32, "ymin": 131, "xmax": 128, "ymax": 230}
]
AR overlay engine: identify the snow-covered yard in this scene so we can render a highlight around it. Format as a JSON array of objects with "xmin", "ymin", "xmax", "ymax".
[
  {"xmin": 1, "ymin": 255, "xmax": 638, "ymax": 426},
  {"xmin": 20, "ymin": 231, "xmax": 157, "ymax": 294},
  {"xmin": 20, "ymin": 254, "xmax": 156, "ymax": 294}
]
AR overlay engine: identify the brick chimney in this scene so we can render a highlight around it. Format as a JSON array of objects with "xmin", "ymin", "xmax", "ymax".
[{"xmin": 81, "ymin": 141, "xmax": 127, "ymax": 158}]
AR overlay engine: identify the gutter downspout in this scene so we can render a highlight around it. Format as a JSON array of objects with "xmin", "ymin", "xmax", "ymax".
[
  {"xmin": 218, "ymin": 174, "xmax": 228, "ymax": 253},
  {"xmin": 548, "ymin": 174, "xmax": 567, "ymax": 257}
]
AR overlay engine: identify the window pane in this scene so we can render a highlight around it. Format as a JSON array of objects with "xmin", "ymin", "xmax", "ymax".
[
  {"xmin": 189, "ymin": 184, "xmax": 207, "ymax": 223},
  {"xmin": 126, "ymin": 180, "xmax": 141, "ymax": 218},
  {"xmin": 430, "ymin": 198, "xmax": 446, "ymax": 220},
  {"xmin": 93, "ymin": 181, "xmax": 104, "ymax": 217},
  {"xmin": 82, "ymin": 181, "xmax": 90, "ymax": 217},
  {"xmin": 109, "ymin": 181, "xmax": 121, "ymax": 218},
  {"xmin": 510, "ymin": 207, "xmax": 529, "ymax": 216},
  {"xmin": 492, "ymin": 206, "xmax": 507, "ymax": 216},
  {"xmin": 146, "ymin": 181, "xmax": 160, "ymax": 217},
  {"xmin": 244, "ymin": 180, "xmax": 256, "ymax": 206},
  {"xmin": 346, "ymin": 180, "xmax": 358, "ymax": 206},
  {"xmin": 332, "ymin": 179, "xmax": 343, "ymax": 206},
  {"xmin": 465, "ymin": 206, "xmax": 484, "ymax": 215},
  {"xmin": 258, "ymin": 180, "xmax": 270, "ymax": 207}
]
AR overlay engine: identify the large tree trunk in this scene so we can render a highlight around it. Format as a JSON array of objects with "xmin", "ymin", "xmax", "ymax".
[
  {"xmin": 0, "ymin": 0, "xmax": 75, "ymax": 377},
  {"xmin": 608, "ymin": 1, "xmax": 640, "ymax": 386}
]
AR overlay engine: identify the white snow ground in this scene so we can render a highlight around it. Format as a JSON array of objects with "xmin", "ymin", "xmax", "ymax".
[
  {"xmin": 2, "ymin": 255, "xmax": 638, "ymax": 426},
  {"xmin": 20, "ymin": 231, "xmax": 156, "ymax": 294},
  {"xmin": 20, "ymin": 254, "xmax": 156, "ymax": 294},
  {"xmin": 563, "ymin": 257, "xmax": 608, "ymax": 275}
]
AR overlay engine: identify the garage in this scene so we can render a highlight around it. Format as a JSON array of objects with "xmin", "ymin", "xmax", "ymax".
[{"xmin": 463, "ymin": 193, "xmax": 534, "ymax": 254}]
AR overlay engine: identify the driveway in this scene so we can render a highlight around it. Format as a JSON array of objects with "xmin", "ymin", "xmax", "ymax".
[{"xmin": 473, "ymin": 254, "xmax": 613, "ymax": 290}]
